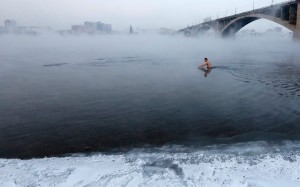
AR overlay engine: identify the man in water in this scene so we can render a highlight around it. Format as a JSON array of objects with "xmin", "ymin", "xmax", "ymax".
[{"xmin": 199, "ymin": 58, "xmax": 213, "ymax": 69}]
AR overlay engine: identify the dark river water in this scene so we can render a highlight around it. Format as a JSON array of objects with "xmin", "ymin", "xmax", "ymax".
[{"xmin": 0, "ymin": 35, "xmax": 300, "ymax": 159}]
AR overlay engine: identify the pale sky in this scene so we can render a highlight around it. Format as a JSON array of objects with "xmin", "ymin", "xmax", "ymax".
[{"xmin": 0, "ymin": 0, "xmax": 290, "ymax": 31}]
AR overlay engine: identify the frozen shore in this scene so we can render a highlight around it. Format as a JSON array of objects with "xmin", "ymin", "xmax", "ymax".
[{"xmin": 1, "ymin": 142, "xmax": 300, "ymax": 187}]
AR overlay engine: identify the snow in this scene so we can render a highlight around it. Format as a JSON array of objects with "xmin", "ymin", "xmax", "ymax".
[{"xmin": 0, "ymin": 142, "xmax": 300, "ymax": 187}]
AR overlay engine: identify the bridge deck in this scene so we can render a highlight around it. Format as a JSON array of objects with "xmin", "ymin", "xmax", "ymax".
[{"xmin": 180, "ymin": 0, "xmax": 297, "ymax": 32}]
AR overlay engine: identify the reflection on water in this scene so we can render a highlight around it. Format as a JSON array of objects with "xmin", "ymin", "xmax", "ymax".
[
  {"xmin": 0, "ymin": 36, "xmax": 299, "ymax": 159},
  {"xmin": 198, "ymin": 67, "xmax": 213, "ymax": 77}
]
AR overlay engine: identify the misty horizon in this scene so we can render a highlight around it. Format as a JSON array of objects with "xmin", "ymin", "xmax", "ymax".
[{"xmin": 0, "ymin": 0, "xmax": 293, "ymax": 32}]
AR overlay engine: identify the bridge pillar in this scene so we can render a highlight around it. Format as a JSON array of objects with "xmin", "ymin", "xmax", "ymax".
[
  {"xmin": 281, "ymin": 6, "xmax": 289, "ymax": 20},
  {"xmin": 293, "ymin": 0, "xmax": 300, "ymax": 40}
]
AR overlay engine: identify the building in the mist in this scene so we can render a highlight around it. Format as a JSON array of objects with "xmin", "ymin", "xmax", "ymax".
[
  {"xmin": 84, "ymin": 22, "xmax": 98, "ymax": 33},
  {"xmin": 5, "ymin": 20, "xmax": 17, "ymax": 27},
  {"xmin": 129, "ymin": 25, "xmax": 133, "ymax": 34},
  {"xmin": 84, "ymin": 21, "xmax": 112, "ymax": 33},
  {"xmin": 71, "ymin": 25, "xmax": 85, "ymax": 34},
  {"xmin": 97, "ymin": 22, "xmax": 112, "ymax": 33},
  {"xmin": 4, "ymin": 19, "xmax": 18, "ymax": 32},
  {"xmin": 236, "ymin": 26, "xmax": 290, "ymax": 38},
  {"xmin": 262, "ymin": 27, "xmax": 292, "ymax": 38},
  {"xmin": 71, "ymin": 21, "xmax": 112, "ymax": 34},
  {"xmin": 1, "ymin": 19, "xmax": 52, "ymax": 35},
  {"xmin": 236, "ymin": 29, "xmax": 261, "ymax": 37},
  {"xmin": 264, "ymin": 27, "xmax": 284, "ymax": 35}
]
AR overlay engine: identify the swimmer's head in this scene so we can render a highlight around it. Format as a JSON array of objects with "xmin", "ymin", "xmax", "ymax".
[{"xmin": 204, "ymin": 58, "xmax": 208, "ymax": 61}]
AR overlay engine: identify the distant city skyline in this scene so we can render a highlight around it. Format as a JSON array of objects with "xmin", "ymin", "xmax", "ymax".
[{"xmin": 0, "ymin": 0, "xmax": 292, "ymax": 32}]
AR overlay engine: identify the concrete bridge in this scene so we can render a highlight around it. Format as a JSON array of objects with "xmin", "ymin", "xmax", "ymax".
[{"xmin": 179, "ymin": 0, "xmax": 300, "ymax": 39}]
